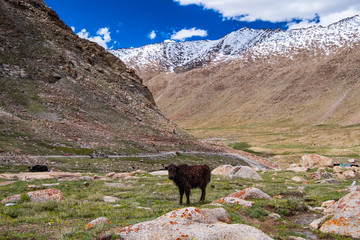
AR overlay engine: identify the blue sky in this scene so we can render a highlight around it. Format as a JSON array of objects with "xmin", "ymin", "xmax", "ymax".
[{"xmin": 44, "ymin": 0, "xmax": 360, "ymax": 49}]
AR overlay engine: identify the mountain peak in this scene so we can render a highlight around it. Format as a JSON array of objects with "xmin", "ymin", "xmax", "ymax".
[{"xmin": 110, "ymin": 15, "xmax": 360, "ymax": 73}]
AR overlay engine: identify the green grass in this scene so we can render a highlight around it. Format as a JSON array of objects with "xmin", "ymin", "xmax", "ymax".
[
  {"xmin": 228, "ymin": 142, "xmax": 251, "ymax": 150},
  {"xmin": 0, "ymin": 165, "xmax": 358, "ymax": 239}
]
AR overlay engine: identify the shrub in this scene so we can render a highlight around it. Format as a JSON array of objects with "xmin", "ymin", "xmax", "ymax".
[{"xmin": 228, "ymin": 142, "xmax": 251, "ymax": 150}]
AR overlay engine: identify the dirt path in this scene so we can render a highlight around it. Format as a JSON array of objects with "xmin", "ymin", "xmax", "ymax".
[{"xmin": 28, "ymin": 151, "xmax": 275, "ymax": 169}]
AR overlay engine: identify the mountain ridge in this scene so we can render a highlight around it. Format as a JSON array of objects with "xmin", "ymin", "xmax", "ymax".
[
  {"xmin": 0, "ymin": 0, "xmax": 209, "ymax": 155},
  {"xmin": 110, "ymin": 15, "xmax": 360, "ymax": 75},
  {"xmin": 110, "ymin": 15, "xmax": 360, "ymax": 131}
]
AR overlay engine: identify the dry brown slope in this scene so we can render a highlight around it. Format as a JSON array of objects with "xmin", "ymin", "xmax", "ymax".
[
  {"xmin": 143, "ymin": 46, "xmax": 360, "ymax": 129},
  {"xmin": 0, "ymin": 0, "xmax": 207, "ymax": 155}
]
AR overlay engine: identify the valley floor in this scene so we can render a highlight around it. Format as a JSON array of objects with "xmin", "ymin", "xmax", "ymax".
[
  {"xmin": 187, "ymin": 122, "xmax": 360, "ymax": 169},
  {"xmin": 0, "ymin": 153, "xmax": 359, "ymax": 239}
]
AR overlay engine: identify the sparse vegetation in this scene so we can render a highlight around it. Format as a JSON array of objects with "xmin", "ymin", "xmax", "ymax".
[
  {"xmin": 228, "ymin": 142, "xmax": 251, "ymax": 150},
  {"xmin": 0, "ymin": 156, "xmax": 358, "ymax": 239}
]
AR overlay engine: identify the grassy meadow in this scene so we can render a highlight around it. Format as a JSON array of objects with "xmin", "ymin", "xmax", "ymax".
[
  {"xmin": 0, "ymin": 154, "xmax": 358, "ymax": 239},
  {"xmin": 188, "ymin": 122, "xmax": 360, "ymax": 168}
]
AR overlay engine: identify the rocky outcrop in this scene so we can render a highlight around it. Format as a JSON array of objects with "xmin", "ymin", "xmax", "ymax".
[
  {"xmin": 301, "ymin": 154, "xmax": 333, "ymax": 168},
  {"xmin": 0, "ymin": 172, "xmax": 82, "ymax": 181},
  {"xmin": 1, "ymin": 189, "xmax": 65, "ymax": 203},
  {"xmin": 85, "ymin": 217, "xmax": 112, "ymax": 230},
  {"xmin": 317, "ymin": 192, "xmax": 360, "ymax": 238},
  {"xmin": 212, "ymin": 165, "xmax": 263, "ymax": 180},
  {"xmin": 0, "ymin": 0, "xmax": 204, "ymax": 155},
  {"xmin": 307, "ymin": 168, "xmax": 332, "ymax": 180},
  {"xmin": 211, "ymin": 187, "xmax": 272, "ymax": 207},
  {"xmin": 212, "ymin": 197, "xmax": 255, "ymax": 208},
  {"xmin": 228, "ymin": 166, "xmax": 263, "ymax": 181},
  {"xmin": 286, "ymin": 167, "xmax": 309, "ymax": 172},
  {"xmin": 226, "ymin": 187, "xmax": 272, "ymax": 200},
  {"xmin": 117, "ymin": 207, "xmax": 273, "ymax": 240},
  {"xmin": 103, "ymin": 196, "xmax": 120, "ymax": 203},
  {"xmin": 211, "ymin": 165, "xmax": 233, "ymax": 176}
]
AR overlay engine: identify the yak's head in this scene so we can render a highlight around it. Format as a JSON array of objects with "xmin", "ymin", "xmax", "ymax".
[{"xmin": 166, "ymin": 164, "xmax": 177, "ymax": 180}]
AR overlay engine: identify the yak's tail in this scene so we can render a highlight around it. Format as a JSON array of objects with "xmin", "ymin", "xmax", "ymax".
[{"xmin": 205, "ymin": 165, "xmax": 211, "ymax": 183}]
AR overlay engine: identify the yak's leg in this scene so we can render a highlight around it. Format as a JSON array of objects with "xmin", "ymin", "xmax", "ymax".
[
  {"xmin": 200, "ymin": 186, "xmax": 206, "ymax": 202},
  {"xmin": 179, "ymin": 188, "xmax": 184, "ymax": 205},
  {"xmin": 185, "ymin": 186, "xmax": 191, "ymax": 205}
]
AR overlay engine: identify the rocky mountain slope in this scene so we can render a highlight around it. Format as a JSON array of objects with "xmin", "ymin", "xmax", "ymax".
[
  {"xmin": 0, "ymin": 0, "xmax": 207, "ymax": 155},
  {"xmin": 111, "ymin": 16, "xmax": 360, "ymax": 130},
  {"xmin": 111, "ymin": 16, "xmax": 360, "ymax": 74}
]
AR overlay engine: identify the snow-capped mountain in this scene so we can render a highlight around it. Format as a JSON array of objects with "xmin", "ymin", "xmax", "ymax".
[{"xmin": 110, "ymin": 15, "xmax": 360, "ymax": 72}]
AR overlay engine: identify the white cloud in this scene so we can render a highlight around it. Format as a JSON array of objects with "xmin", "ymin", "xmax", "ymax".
[
  {"xmin": 171, "ymin": 27, "xmax": 208, "ymax": 41},
  {"xmin": 164, "ymin": 39, "xmax": 176, "ymax": 43},
  {"xmin": 71, "ymin": 26, "xmax": 75, "ymax": 32},
  {"xmin": 174, "ymin": 0, "xmax": 360, "ymax": 29},
  {"xmin": 148, "ymin": 30, "xmax": 157, "ymax": 39},
  {"xmin": 76, "ymin": 27, "xmax": 112, "ymax": 49},
  {"xmin": 77, "ymin": 28, "xmax": 89, "ymax": 39}
]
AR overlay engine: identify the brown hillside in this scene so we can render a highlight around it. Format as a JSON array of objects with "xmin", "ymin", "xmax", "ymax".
[
  {"xmin": 0, "ymin": 0, "xmax": 207, "ymax": 155},
  {"xmin": 142, "ymin": 45, "xmax": 360, "ymax": 129}
]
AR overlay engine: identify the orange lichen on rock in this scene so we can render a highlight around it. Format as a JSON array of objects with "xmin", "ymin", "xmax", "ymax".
[
  {"xmin": 320, "ymin": 192, "xmax": 360, "ymax": 238},
  {"xmin": 1, "ymin": 189, "xmax": 65, "ymax": 204},
  {"xmin": 227, "ymin": 187, "xmax": 271, "ymax": 200},
  {"xmin": 117, "ymin": 206, "xmax": 272, "ymax": 239},
  {"xmin": 0, "ymin": 194, "xmax": 23, "ymax": 204},
  {"xmin": 212, "ymin": 197, "xmax": 254, "ymax": 208},
  {"xmin": 85, "ymin": 217, "xmax": 112, "ymax": 230},
  {"xmin": 27, "ymin": 189, "xmax": 65, "ymax": 202}
]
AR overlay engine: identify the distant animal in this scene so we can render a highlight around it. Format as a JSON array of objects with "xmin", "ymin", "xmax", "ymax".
[
  {"xmin": 166, "ymin": 164, "xmax": 211, "ymax": 205},
  {"xmin": 29, "ymin": 165, "xmax": 48, "ymax": 172}
]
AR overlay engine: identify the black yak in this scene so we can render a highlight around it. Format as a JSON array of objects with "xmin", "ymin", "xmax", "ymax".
[
  {"xmin": 29, "ymin": 165, "xmax": 48, "ymax": 172},
  {"xmin": 166, "ymin": 164, "xmax": 211, "ymax": 205}
]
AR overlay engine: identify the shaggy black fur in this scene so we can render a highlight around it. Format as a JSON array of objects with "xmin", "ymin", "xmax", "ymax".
[
  {"xmin": 166, "ymin": 164, "xmax": 211, "ymax": 205},
  {"xmin": 29, "ymin": 165, "xmax": 48, "ymax": 172}
]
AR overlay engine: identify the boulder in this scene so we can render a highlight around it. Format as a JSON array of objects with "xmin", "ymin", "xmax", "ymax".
[
  {"xmin": 27, "ymin": 189, "xmax": 65, "ymax": 202},
  {"xmin": 228, "ymin": 166, "xmax": 263, "ymax": 181},
  {"xmin": 0, "ymin": 194, "xmax": 22, "ymax": 204},
  {"xmin": 149, "ymin": 170, "xmax": 168, "ymax": 176},
  {"xmin": 340, "ymin": 185, "xmax": 360, "ymax": 193},
  {"xmin": 226, "ymin": 187, "xmax": 272, "ymax": 200},
  {"xmin": 0, "ymin": 172, "xmax": 81, "ymax": 181},
  {"xmin": 291, "ymin": 176, "xmax": 305, "ymax": 182},
  {"xmin": 1, "ymin": 189, "xmax": 65, "ymax": 204},
  {"xmin": 288, "ymin": 237, "xmax": 306, "ymax": 240},
  {"xmin": 79, "ymin": 176, "xmax": 93, "ymax": 181},
  {"xmin": 42, "ymin": 183, "xmax": 60, "ymax": 187},
  {"xmin": 315, "ymin": 178, "xmax": 340, "ymax": 184},
  {"xmin": 106, "ymin": 172, "xmax": 116, "ymax": 177},
  {"xmin": 342, "ymin": 170, "xmax": 356, "ymax": 179},
  {"xmin": 319, "ymin": 191, "xmax": 360, "ymax": 238},
  {"xmin": 301, "ymin": 154, "xmax": 333, "ymax": 168},
  {"xmin": 310, "ymin": 215, "xmax": 333, "ymax": 230},
  {"xmin": 104, "ymin": 182, "xmax": 127, "ymax": 188},
  {"xmin": 112, "ymin": 170, "xmax": 147, "ymax": 179},
  {"xmin": 212, "ymin": 197, "xmax": 254, "ymax": 208},
  {"xmin": 321, "ymin": 200, "xmax": 336, "ymax": 209},
  {"xmin": 307, "ymin": 169, "xmax": 332, "ymax": 180},
  {"xmin": 333, "ymin": 166, "xmax": 343, "ymax": 174},
  {"xmin": 112, "ymin": 173, "xmax": 133, "ymax": 179},
  {"xmin": 286, "ymin": 167, "xmax": 308, "ymax": 172},
  {"xmin": 0, "ymin": 181, "xmax": 15, "ymax": 186},
  {"xmin": 103, "ymin": 196, "xmax": 119, "ymax": 203},
  {"xmin": 211, "ymin": 165, "xmax": 234, "ymax": 176},
  {"xmin": 85, "ymin": 217, "xmax": 112, "ymax": 230},
  {"xmin": 117, "ymin": 207, "xmax": 273, "ymax": 240}
]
